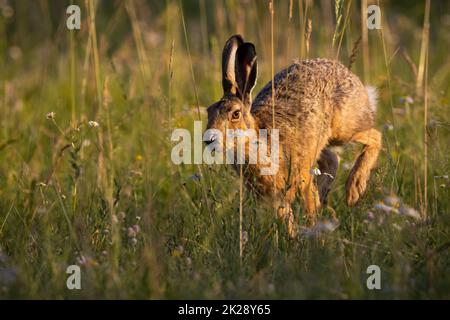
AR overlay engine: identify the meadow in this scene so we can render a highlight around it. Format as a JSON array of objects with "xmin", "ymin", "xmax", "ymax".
[{"xmin": 0, "ymin": 0, "xmax": 449, "ymax": 299}]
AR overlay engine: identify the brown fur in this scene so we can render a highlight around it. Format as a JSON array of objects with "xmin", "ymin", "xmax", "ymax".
[{"xmin": 205, "ymin": 35, "xmax": 382, "ymax": 236}]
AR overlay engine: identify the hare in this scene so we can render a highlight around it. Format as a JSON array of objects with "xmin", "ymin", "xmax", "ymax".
[{"xmin": 204, "ymin": 35, "xmax": 381, "ymax": 236}]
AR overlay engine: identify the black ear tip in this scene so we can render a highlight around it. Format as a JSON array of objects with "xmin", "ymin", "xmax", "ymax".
[
  {"xmin": 237, "ymin": 42, "xmax": 257, "ymax": 60},
  {"xmin": 227, "ymin": 34, "xmax": 244, "ymax": 45}
]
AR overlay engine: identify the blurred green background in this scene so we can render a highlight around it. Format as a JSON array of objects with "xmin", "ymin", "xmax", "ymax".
[{"xmin": 0, "ymin": 0, "xmax": 448, "ymax": 299}]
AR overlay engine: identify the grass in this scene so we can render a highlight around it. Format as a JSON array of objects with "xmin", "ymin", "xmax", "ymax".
[{"xmin": 0, "ymin": 0, "xmax": 449, "ymax": 299}]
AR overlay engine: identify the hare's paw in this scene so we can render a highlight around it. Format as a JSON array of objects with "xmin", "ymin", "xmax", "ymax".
[
  {"xmin": 277, "ymin": 206, "xmax": 297, "ymax": 238},
  {"xmin": 345, "ymin": 168, "xmax": 369, "ymax": 206}
]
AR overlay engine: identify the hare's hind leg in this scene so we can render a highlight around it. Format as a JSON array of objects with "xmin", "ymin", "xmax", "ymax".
[
  {"xmin": 317, "ymin": 148, "xmax": 339, "ymax": 204},
  {"xmin": 346, "ymin": 128, "xmax": 382, "ymax": 206}
]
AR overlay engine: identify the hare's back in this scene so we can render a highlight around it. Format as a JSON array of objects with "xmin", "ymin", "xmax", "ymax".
[{"xmin": 251, "ymin": 58, "xmax": 366, "ymax": 118}]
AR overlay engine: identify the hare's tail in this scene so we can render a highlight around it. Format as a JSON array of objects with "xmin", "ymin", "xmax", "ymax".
[{"xmin": 365, "ymin": 85, "xmax": 378, "ymax": 113}]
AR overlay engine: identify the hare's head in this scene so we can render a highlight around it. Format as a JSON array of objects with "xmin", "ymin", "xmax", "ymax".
[{"xmin": 204, "ymin": 35, "xmax": 258, "ymax": 149}]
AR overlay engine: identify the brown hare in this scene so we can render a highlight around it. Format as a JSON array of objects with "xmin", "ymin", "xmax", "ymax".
[{"xmin": 204, "ymin": 34, "xmax": 381, "ymax": 236}]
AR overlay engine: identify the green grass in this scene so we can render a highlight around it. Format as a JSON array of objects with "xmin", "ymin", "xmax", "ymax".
[{"xmin": 0, "ymin": 0, "xmax": 449, "ymax": 299}]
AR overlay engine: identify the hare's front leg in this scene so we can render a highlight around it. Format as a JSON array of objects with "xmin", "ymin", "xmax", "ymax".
[
  {"xmin": 298, "ymin": 167, "xmax": 321, "ymax": 224},
  {"xmin": 294, "ymin": 137, "xmax": 329, "ymax": 224},
  {"xmin": 275, "ymin": 179, "xmax": 299, "ymax": 237},
  {"xmin": 277, "ymin": 204, "xmax": 296, "ymax": 237},
  {"xmin": 346, "ymin": 128, "xmax": 382, "ymax": 205}
]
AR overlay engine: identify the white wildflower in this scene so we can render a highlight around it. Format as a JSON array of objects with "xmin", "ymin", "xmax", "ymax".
[
  {"xmin": 366, "ymin": 211, "xmax": 375, "ymax": 221},
  {"xmin": 127, "ymin": 227, "xmax": 137, "ymax": 238},
  {"xmin": 46, "ymin": 112, "xmax": 55, "ymax": 120},
  {"xmin": 310, "ymin": 167, "xmax": 321, "ymax": 176},
  {"xmin": 88, "ymin": 120, "xmax": 99, "ymax": 128},
  {"xmin": 303, "ymin": 219, "xmax": 339, "ymax": 238},
  {"xmin": 82, "ymin": 139, "xmax": 91, "ymax": 147},
  {"xmin": 374, "ymin": 203, "xmax": 398, "ymax": 214},
  {"xmin": 383, "ymin": 195, "xmax": 401, "ymax": 207},
  {"xmin": 399, "ymin": 205, "xmax": 421, "ymax": 220},
  {"xmin": 132, "ymin": 224, "xmax": 140, "ymax": 234},
  {"xmin": 176, "ymin": 245, "xmax": 184, "ymax": 255},
  {"xmin": 399, "ymin": 96, "xmax": 414, "ymax": 104},
  {"xmin": 405, "ymin": 96, "xmax": 414, "ymax": 104}
]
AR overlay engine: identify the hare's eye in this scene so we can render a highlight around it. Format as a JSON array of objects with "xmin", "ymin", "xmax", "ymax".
[{"xmin": 231, "ymin": 110, "xmax": 241, "ymax": 121}]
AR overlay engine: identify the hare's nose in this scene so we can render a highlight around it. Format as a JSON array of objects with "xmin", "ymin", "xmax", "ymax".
[{"xmin": 204, "ymin": 133, "xmax": 216, "ymax": 145}]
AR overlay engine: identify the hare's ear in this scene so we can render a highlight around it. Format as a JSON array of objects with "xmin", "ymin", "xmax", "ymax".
[
  {"xmin": 235, "ymin": 42, "xmax": 257, "ymax": 102},
  {"xmin": 222, "ymin": 34, "xmax": 244, "ymax": 96}
]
